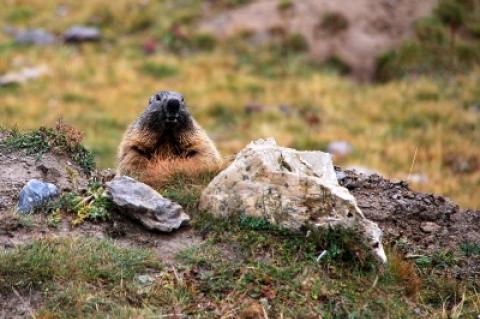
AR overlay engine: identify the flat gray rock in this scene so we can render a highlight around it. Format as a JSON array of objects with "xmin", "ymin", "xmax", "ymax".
[{"xmin": 106, "ymin": 176, "xmax": 189, "ymax": 232}]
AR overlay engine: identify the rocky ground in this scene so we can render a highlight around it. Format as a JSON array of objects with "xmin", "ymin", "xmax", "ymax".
[
  {"xmin": 1, "ymin": 131, "xmax": 480, "ymax": 317},
  {"xmin": 338, "ymin": 168, "xmax": 480, "ymax": 253},
  {"xmin": 1, "ymin": 131, "xmax": 478, "ymax": 262}
]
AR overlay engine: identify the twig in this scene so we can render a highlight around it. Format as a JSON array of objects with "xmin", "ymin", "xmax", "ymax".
[
  {"xmin": 371, "ymin": 275, "xmax": 379, "ymax": 289},
  {"xmin": 262, "ymin": 305, "xmax": 270, "ymax": 319},
  {"xmin": 407, "ymin": 146, "xmax": 418, "ymax": 180},
  {"xmin": 405, "ymin": 254, "xmax": 425, "ymax": 259},
  {"xmin": 316, "ymin": 250, "xmax": 328, "ymax": 262},
  {"xmin": 172, "ymin": 266, "xmax": 183, "ymax": 286}
]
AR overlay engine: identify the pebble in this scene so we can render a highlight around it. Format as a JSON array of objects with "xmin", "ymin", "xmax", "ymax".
[
  {"xmin": 327, "ymin": 141, "xmax": 353, "ymax": 157},
  {"xmin": 64, "ymin": 25, "xmax": 101, "ymax": 43}
]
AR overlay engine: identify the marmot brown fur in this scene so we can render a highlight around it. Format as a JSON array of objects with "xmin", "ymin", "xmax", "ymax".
[{"xmin": 117, "ymin": 91, "xmax": 222, "ymax": 187}]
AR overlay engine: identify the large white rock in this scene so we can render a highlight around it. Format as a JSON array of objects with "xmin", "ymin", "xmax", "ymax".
[{"xmin": 199, "ymin": 138, "xmax": 386, "ymax": 263}]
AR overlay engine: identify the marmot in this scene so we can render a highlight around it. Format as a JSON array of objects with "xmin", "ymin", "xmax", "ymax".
[{"xmin": 117, "ymin": 91, "xmax": 222, "ymax": 187}]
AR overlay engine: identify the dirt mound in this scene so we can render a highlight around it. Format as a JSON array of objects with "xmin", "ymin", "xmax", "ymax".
[
  {"xmin": 0, "ymin": 133, "xmax": 90, "ymax": 210},
  {"xmin": 200, "ymin": 0, "xmax": 437, "ymax": 80},
  {"xmin": 337, "ymin": 168, "xmax": 480, "ymax": 253}
]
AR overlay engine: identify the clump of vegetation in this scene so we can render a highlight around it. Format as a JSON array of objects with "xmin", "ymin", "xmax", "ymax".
[
  {"xmin": 375, "ymin": 0, "xmax": 480, "ymax": 81},
  {"xmin": 59, "ymin": 181, "xmax": 111, "ymax": 225},
  {"xmin": 283, "ymin": 32, "xmax": 309, "ymax": 53},
  {"xmin": 435, "ymin": 0, "xmax": 466, "ymax": 48},
  {"xmin": 277, "ymin": 0, "xmax": 293, "ymax": 12},
  {"xmin": 319, "ymin": 11, "xmax": 350, "ymax": 35},
  {"xmin": 35, "ymin": 180, "xmax": 111, "ymax": 226},
  {"xmin": 323, "ymin": 56, "xmax": 352, "ymax": 75},
  {"xmin": 461, "ymin": 241, "xmax": 480, "ymax": 256},
  {"xmin": 191, "ymin": 33, "xmax": 217, "ymax": 51},
  {"xmin": 5, "ymin": 119, "xmax": 96, "ymax": 173},
  {"xmin": 160, "ymin": 172, "xmax": 217, "ymax": 211}
]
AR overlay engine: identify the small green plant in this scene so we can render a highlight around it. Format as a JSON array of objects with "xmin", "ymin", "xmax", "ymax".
[
  {"xmin": 416, "ymin": 256, "xmax": 433, "ymax": 268},
  {"xmin": 47, "ymin": 209, "xmax": 62, "ymax": 228},
  {"xmin": 5, "ymin": 119, "xmax": 95, "ymax": 173},
  {"xmin": 277, "ymin": 0, "xmax": 293, "ymax": 12},
  {"xmin": 323, "ymin": 56, "xmax": 351, "ymax": 75},
  {"xmin": 36, "ymin": 182, "xmax": 110, "ymax": 225},
  {"xmin": 192, "ymin": 33, "xmax": 217, "ymax": 51},
  {"xmin": 311, "ymin": 227, "xmax": 378, "ymax": 267},
  {"xmin": 460, "ymin": 241, "xmax": 480, "ymax": 256},
  {"xmin": 431, "ymin": 250, "xmax": 459, "ymax": 269},
  {"xmin": 60, "ymin": 181, "xmax": 111, "ymax": 225},
  {"xmin": 283, "ymin": 33, "xmax": 309, "ymax": 53},
  {"xmin": 239, "ymin": 215, "xmax": 274, "ymax": 231}
]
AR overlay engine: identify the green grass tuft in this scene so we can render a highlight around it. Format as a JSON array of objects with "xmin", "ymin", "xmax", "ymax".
[
  {"xmin": 160, "ymin": 171, "xmax": 217, "ymax": 211},
  {"xmin": 4, "ymin": 120, "xmax": 96, "ymax": 173}
]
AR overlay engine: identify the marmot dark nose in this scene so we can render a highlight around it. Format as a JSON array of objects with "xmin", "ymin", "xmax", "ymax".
[{"xmin": 166, "ymin": 99, "xmax": 180, "ymax": 113}]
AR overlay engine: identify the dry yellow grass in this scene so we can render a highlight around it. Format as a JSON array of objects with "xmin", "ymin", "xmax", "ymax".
[{"xmin": 0, "ymin": 0, "xmax": 479, "ymax": 208}]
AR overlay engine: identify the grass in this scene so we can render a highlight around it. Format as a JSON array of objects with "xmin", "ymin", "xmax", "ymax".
[
  {"xmin": 2, "ymin": 214, "xmax": 479, "ymax": 318},
  {"xmin": 0, "ymin": 238, "xmax": 163, "ymax": 318},
  {"xmin": 159, "ymin": 172, "xmax": 219, "ymax": 211}
]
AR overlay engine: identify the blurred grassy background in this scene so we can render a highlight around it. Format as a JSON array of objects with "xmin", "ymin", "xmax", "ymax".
[{"xmin": 0, "ymin": 0, "xmax": 479, "ymax": 208}]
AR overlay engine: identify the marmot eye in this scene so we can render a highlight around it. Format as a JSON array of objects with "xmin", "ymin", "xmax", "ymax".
[{"xmin": 155, "ymin": 94, "xmax": 162, "ymax": 101}]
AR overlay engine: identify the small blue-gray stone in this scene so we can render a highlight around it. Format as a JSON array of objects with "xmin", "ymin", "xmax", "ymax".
[
  {"xmin": 15, "ymin": 28, "xmax": 56, "ymax": 45},
  {"xmin": 63, "ymin": 25, "xmax": 101, "ymax": 43},
  {"xmin": 17, "ymin": 179, "xmax": 59, "ymax": 214}
]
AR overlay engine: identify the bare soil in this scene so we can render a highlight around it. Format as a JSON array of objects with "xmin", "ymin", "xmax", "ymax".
[
  {"xmin": 200, "ymin": 0, "xmax": 437, "ymax": 80},
  {"xmin": 336, "ymin": 167, "xmax": 480, "ymax": 253}
]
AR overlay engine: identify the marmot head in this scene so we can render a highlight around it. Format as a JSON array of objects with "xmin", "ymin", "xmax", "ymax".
[{"xmin": 140, "ymin": 90, "xmax": 192, "ymax": 132}]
